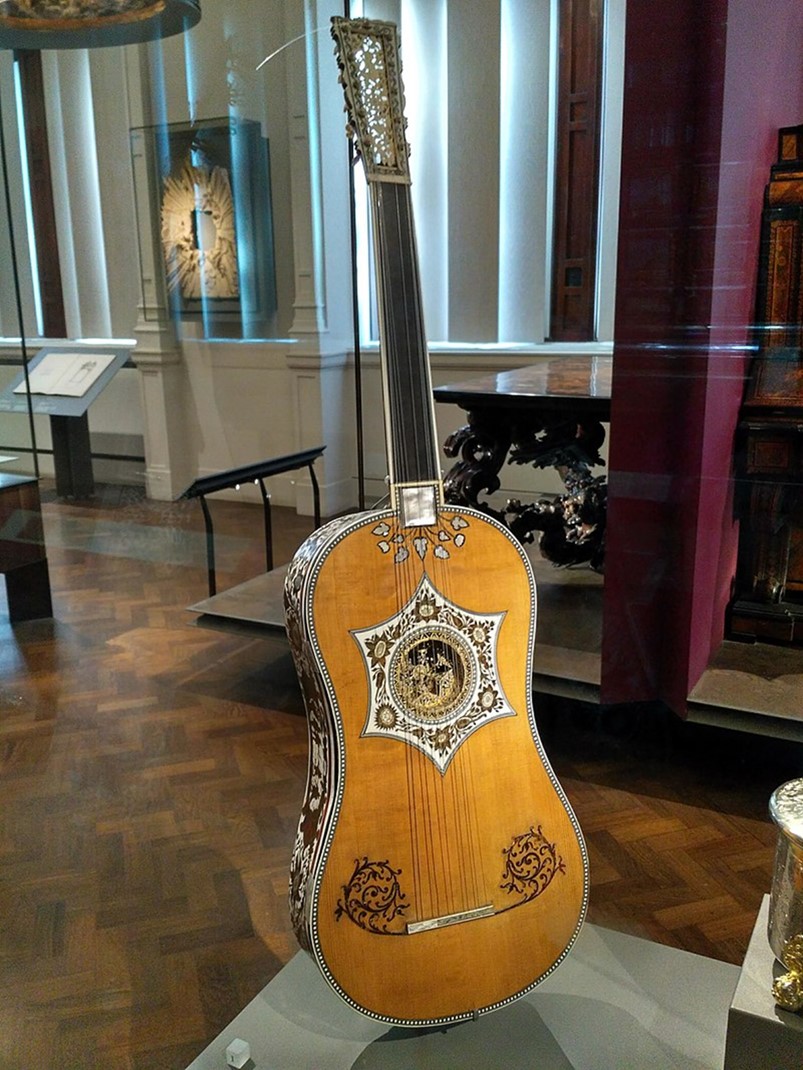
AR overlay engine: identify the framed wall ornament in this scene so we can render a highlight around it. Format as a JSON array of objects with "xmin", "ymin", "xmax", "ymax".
[
  {"xmin": 130, "ymin": 116, "xmax": 277, "ymax": 338},
  {"xmin": 161, "ymin": 158, "xmax": 240, "ymax": 303}
]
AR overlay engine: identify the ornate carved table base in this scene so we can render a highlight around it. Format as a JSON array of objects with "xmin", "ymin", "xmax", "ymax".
[{"xmin": 434, "ymin": 357, "xmax": 612, "ymax": 571}]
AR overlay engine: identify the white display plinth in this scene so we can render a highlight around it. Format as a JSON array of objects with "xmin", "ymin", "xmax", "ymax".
[
  {"xmin": 724, "ymin": 895, "xmax": 803, "ymax": 1069},
  {"xmin": 186, "ymin": 922, "xmax": 739, "ymax": 1069}
]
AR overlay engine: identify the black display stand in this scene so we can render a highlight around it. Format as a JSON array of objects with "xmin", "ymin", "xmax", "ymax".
[
  {"xmin": 0, "ymin": 343, "xmax": 133, "ymax": 497},
  {"xmin": 181, "ymin": 447, "xmax": 325, "ymax": 597}
]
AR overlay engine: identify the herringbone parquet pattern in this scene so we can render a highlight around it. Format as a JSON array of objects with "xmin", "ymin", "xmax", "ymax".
[
  {"xmin": 0, "ymin": 489, "xmax": 311, "ymax": 1070},
  {"xmin": 0, "ymin": 485, "xmax": 798, "ymax": 1069},
  {"xmin": 551, "ymin": 701, "xmax": 798, "ymax": 955}
]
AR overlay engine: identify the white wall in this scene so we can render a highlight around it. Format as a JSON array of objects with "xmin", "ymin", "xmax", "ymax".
[{"xmin": 0, "ymin": 0, "xmax": 623, "ymax": 514}]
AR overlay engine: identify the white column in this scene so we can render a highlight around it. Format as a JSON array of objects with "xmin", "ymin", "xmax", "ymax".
[
  {"xmin": 126, "ymin": 44, "xmax": 192, "ymax": 501},
  {"xmin": 279, "ymin": 0, "xmax": 358, "ymax": 516},
  {"xmin": 0, "ymin": 53, "xmax": 38, "ymax": 339},
  {"xmin": 595, "ymin": 0, "xmax": 626, "ymax": 343},
  {"xmin": 43, "ymin": 49, "xmax": 112, "ymax": 340},
  {"xmin": 446, "ymin": 0, "xmax": 501, "ymax": 342},
  {"xmin": 88, "ymin": 48, "xmax": 142, "ymax": 339},
  {"xmin": 287, "ymin": 350, "xmax": 356, "ymax": 516},
  {"xmin": 283, "ymin": 0, "xmax": 325, "ymax": 336},
  {"xmin": 134, "ymin": 335, "xmax": 191, "ymax": 501},
  {"xmin": 498, "ymin": 0, "xmax": 552, "ymax": 344},
  {"xmin": 404, "ymin": 0, "xmax": 449, "ymax": 343}
]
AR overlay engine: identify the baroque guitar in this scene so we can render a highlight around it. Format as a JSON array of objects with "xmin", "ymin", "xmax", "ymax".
[{"xmin": 284, "ymin": 17, "xmax": 588, "ymax": 1026}]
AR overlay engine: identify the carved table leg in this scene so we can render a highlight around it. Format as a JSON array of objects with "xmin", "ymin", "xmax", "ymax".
[
  {"xmin": 442, "ymin": 409, "xmax": 513, "ymax": 523},
  {"xmin": 441, "ymin": 406, "xmax": 608, "ymax": 570}
]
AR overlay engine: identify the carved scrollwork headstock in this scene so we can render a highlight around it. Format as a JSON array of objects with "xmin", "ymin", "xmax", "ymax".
[{"xmin": 330, "ymin": 16, "xmax": 410, "ymax": 184}]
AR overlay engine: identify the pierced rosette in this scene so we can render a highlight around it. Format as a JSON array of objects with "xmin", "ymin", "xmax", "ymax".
[{"xmin": 352, "ymin": 575, "xmax": 514, "ymax": 773}]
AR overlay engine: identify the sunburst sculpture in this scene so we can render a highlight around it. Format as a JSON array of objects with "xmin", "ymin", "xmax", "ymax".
[{"xmin": 161, "ymin": 161, "xmax": 239, "ymax": 302}]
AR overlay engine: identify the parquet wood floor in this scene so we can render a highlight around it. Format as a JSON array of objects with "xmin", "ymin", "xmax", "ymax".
[{"xmin": 0, "ymin": 485, "xmax": 800, "ymax": 1069}]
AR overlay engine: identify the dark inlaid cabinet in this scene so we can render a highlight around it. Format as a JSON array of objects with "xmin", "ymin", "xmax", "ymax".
[
  {"xmin": 0, "ymin": 474, "xmax": 53, "ymax": 623},
  {"xmin": 730, "ymin": 125, "xmax": 803, "ymax": 644}
]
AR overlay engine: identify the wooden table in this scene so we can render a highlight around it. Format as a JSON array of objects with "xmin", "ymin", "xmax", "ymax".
[
  {"xmin": 433, "ymin": 355, "xmax": 612, "ymax": 568},
  {"xmin": 434, "ymin": 355, "xmax": 611, "ymax": 416}
]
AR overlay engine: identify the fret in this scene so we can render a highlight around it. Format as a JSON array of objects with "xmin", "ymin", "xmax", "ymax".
[{"xmin": 372, "ymin": 182, "xmax": 441, "ymax": 489}]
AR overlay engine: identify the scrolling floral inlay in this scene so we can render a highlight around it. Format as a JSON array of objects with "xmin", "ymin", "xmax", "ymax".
[
  {"xmin": 501, "ymin": 826, "xmax": 566, "ymax": 908},
  {"xmin": 336, "ymin": 857, "xmax": 408, "ymax": 935},
  {"xmin": 284, "ymin": 516, "xmax": 356, "ymax": 948}
]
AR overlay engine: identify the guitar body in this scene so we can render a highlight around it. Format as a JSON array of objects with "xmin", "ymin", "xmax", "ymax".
[{"xmin": 285, "ymin": 505, "xmax": 587, "ymax": 1025}]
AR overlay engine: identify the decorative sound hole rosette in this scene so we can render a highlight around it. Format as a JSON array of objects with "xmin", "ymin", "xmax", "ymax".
[
  {"xmin": 352, "ymin": 575, "xmax": 514, "ymax": 773},
  {"xmin": 389, "ymin": 627, "xmax": 475, "ymax": 723}
]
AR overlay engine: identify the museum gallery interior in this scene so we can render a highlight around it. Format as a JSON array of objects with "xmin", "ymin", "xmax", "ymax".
[{"xmin": 1, "ymin": 0, "xmax": 803, "ymax": 1067}]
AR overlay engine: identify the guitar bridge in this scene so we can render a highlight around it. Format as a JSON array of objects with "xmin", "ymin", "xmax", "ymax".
[{"xmin": 406, "ymin": 903, "xmax": 494, "ymax": 934}]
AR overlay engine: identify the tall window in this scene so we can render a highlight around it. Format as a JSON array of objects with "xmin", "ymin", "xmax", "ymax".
[
  {"xmin": 354, "ymin": 0, "xmax": 623, "ymax": 348},
  {"xmin": 0, "ymin": 51, "xmax": 43, "ymax": 341},
  {"xmin": 551, "ymin": 0, "xmax": 603, "ymax": 340}
]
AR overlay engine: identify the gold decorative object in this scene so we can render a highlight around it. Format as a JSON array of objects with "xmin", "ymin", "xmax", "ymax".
[
  {"xmin": 768, "ymin": 779, "xmax": 803, "ymax": 967},
  {"xmin": 0, "ymin": 0, "xmax": 199, "ymax": 49},
  {"xmin": 773, "ymin": 934, "xmax": 803, "ymax": 1012},
  {"xmin": 160, "ymin": 161, "xmax": 239, "ymax": 302}
]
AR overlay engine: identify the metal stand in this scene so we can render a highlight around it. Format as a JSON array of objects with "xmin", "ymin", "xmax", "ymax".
[{"xmin": 181, "ymin": 447, "xmax": 325, "ymax": 596}]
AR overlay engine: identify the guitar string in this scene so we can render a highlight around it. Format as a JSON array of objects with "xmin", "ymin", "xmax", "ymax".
[
  {"xmin": 399, "ymin": 183, "xmax": 458, "ymax": 921},
  {"xmin": 404, "ymin": 178, "xmax": 480, "ymax": 922},
  {"xmin": 384, "ymin": 182, "xmax": 446, "ymax": 921},
  {"xmin": 378, "ymin": 177, "xmax": 495, "ymax": 925},
  {"xmin": 405, "ymin": 181, "xmax": 484, "ymax": 919},
  {"xmin": 394, "ymin": 184, "xmax": 449, "ymax": 920},
  {"xmin": 407, "ymin": 178, "xmax": 474, "ymax": 920},
  {"xmin": 386, "ymin": 181, "xmax": 484, "ymax": 922},
  {"xmin": 376, "ymin": 182, "xmax": 436, "ymax": 922},
  {"xmin": 339, "ymin": 23, "xmax": 520, "ymax": 952},
  {"xmin": 340, "ymin": 23, "xmax": 479, "ymax": 928},
  {"xmin": 380, "ymin": 184, "xmax": 424, "ymax": 920}
]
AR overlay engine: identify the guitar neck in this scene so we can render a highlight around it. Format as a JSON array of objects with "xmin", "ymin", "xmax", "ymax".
[{"xmin": 371, "ymin": 180, "xmax": 441, "ymax": 490}]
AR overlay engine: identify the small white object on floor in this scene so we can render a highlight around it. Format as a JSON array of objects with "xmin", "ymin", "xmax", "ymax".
[{"xmin": 225, "ymin": 1037, "xmax": 250, "ymax": 1068}]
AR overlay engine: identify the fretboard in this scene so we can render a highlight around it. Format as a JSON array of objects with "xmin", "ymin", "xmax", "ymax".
[{"xmin": 371, "ymin": 180, "xmax": 441, "ymax": 489}]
